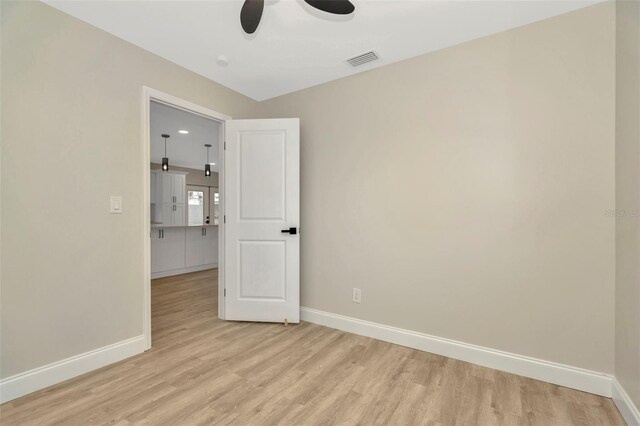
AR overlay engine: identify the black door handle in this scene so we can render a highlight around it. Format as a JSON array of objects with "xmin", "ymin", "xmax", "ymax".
[{"xmin": 281, "ymin": 227, "xmax": 297, "ymax": 235}]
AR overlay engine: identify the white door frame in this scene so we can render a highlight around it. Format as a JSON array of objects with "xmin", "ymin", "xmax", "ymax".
[{"xmin": 142, "ymin": 86, "xmax": 230, "ymax": 350}]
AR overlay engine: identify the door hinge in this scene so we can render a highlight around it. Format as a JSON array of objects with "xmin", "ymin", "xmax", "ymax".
[
  {"xmin": 224, "ymin": 288, "xmax": 226, "ymax": 297},
  {"xmin": 224, "ymin": 141, "xmax": 226, "ymax": 150},
  {"xmin": 224, "ymin": 215, "xmax": 226, "ymax": 223}
]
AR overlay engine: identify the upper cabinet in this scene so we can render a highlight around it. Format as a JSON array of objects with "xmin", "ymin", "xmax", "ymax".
[
  {"xmin": 161, "ymin": 203, "xmax": 185, "ymax": 226},
  {"xmin": 159, "ymin": 172, "xmax": 185, "ymax": 204},
  {"xmin": 151, "ymin": 170, "xmax": 187, "ymax": 226}
]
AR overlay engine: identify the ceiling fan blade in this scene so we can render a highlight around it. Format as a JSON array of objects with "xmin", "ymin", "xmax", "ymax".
[
  {"xmin": 241, "ymin": 0, "xmax": 264, "ymax": 34},
  {"xmin": 303, "ymin": 0, "xmax": 355, "ymax": 15}
]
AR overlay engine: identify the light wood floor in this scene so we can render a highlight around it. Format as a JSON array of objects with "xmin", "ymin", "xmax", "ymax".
[{"xmin": 1, "ymin": 269, "xmax": 625, "ymax": 425}]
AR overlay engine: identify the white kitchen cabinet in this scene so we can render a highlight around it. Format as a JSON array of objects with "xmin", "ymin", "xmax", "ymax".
[
  {"xmin": 151, "ymin": 170, "xmax": 187, "ymax": 226},
  {"xmin": 160, "ymin": 205, "xmax": 171, "ymax": 225},
  {"xmin": 151, "ymin": 225, "xmax": 218, "ymax": 278},
  {"xmin": 159, "ymin": 172, "xmax": 186, "ymax": 204},
  {"xmin": 163, "ymin": 227, "xmax": 186, "ymax": 271},
  {"xmin": 203, "ymin": 226, "xmax": 218, "ymax": 265},
  {"xmin": 186, "ymin": 227, "xmax": 204, "ymax": 268},
  {"xmin": 186, "ymin": 226, "xmax": 218, "ymax": 268},
  {"xmin": 160, "ymin": 173, "xmax": 173, "ymax": 204},
  {"xmin": 150, "ymin": 169, "xmax": 216, "ymax": 277},
  {"xmin": 173, "ymin": 205, "xmax": 185, "ymax": 226},
  {"xmin": 150, "ymin": 227, "xmax": 186, "ymax": 274},
  {"xmin": 161, "ymin": 204, "xmax": 185, "ymax": 226}
]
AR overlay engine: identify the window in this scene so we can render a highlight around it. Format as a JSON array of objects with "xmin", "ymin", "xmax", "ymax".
[
  {"xmin": 188, "ymin": 190, "xmax": 205, "ymax": 226},
  {"xmin": 187, "ymin": 185, "xmax": 218, "ymax": 226},
  {"xmin": 212, "ymin": 189, "xmax": 220, "ymax": 225}
]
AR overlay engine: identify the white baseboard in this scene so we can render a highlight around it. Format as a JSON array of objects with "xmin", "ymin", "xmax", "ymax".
[
  {"xmin": 0, "ymin": 335, "xmax": 146, "ymax": 404},
  {"xmin": 301, "ymin": 307, "xmax": 613, "ymax": 397},
  {"xmin": 0, "ymin": 308, "xmax": 627, "ymax": 413},
  {"xmin": 613, "ymin": 378, "xmax": 640, "ymax": 426},
  {"xmin": 151, "ymin": 263, "xmax": 217, "ymax": 279}
]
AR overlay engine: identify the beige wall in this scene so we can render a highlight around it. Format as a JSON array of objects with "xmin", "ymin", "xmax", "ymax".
[
  {"xmin": 253, "ymin": 3, "xmax": 616, "ymax": 373},
  {"xmin": 150, "ymin": 163, "xmax": 219, "ymax": 188},
  {"xmin": 1, "ymin": 0, "xmax": 622, "ymax": 384},
  {"xmin": 615, "ymin": 0, "xmax": 640, "ymax": 409},
  {"xmin": 0, "ymin": 1, "xmax": 256, "ymax": 378}
]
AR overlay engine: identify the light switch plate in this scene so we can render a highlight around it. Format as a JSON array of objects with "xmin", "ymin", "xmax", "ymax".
[{"xmin": 110, "ymin": 196, "xmax": 123, "ymax": 214}]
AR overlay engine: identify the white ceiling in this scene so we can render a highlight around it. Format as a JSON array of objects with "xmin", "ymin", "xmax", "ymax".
[
  {"xmin": 150, "ymin": 101, "xmax": 221, "ymax": 171},
  {"xmin": 45, "ymin": 0, "xmax": 602, "ymax": 101}
]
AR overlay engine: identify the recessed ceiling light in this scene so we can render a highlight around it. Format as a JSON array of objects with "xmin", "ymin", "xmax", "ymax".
[
  {"xmin": 209, "ymin": 163, "xmax": 216, "ymax": 166},
  {"xmin": 178, "ymin": 130, "xmax": 189, "ymax": 134}
]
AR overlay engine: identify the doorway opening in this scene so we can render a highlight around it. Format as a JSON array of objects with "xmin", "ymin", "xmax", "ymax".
[{"xmin": 142, "ymin": 87, "xmax": 229, "ymax": 350}]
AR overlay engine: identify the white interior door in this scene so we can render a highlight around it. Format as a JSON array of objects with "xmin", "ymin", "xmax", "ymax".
[{"xmin": 224, "ymin": 118, "xmax": 300, "ymax": 323}]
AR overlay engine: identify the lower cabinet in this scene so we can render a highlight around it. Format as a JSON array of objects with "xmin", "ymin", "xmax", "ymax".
[
  {"xmin": 151, "ymin": 227, "xmax": 186, "ymax": 274},
  {"xmin": 152, "ymin": 226, "xmax": 218, "ymax": 278},
  {"xmin": 203, "ymin": 227, "xmax": 218, "ymax": 265},
  {"xmin": 186, "ymin": 227, "xmax": 218, "ymax": 268},
  {"xmin": 185, "ymin": 227, "xmax": 204, "ymax": 268}
]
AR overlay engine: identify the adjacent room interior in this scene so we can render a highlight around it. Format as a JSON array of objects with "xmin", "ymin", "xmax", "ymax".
[
  {"xmin": 1, "ymin": 0, "xmax": 639, "ymax": 425},
  {"xmin": 150, "ymin": 101, "xmax": 220, "ymax": 278},
  {"xmin": 148, "ymin": 101, "xmax": 222, "ymax": 346}
]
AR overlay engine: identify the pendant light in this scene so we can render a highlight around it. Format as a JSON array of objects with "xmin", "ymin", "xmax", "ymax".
[
  {"xmin": 204, "ymin": 144, "xmax": 212, "ymax": 177},
  {"xmin": 161, "ymin": 134, "xmax": 170, "ymax": 171}
]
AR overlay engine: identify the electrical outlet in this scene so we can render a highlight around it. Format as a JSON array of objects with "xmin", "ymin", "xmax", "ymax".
[{"xmin": 352, "ymin": 288, "xmax": 362, "ymax": 304}]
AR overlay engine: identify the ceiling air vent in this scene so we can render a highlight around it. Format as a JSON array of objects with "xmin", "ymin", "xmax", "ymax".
[{"xmin": 346, "ymin": 51, "xmax": 380, "ymax": 67}]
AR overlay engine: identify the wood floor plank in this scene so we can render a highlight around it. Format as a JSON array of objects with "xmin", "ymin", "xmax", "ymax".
[{"xmin": 0, "ymin": 269, "xmax": 626, "ymax": 425}]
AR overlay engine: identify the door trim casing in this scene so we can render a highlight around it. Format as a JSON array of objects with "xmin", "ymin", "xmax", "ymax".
[{"xmin": 142, "ymin": 86, "xmax": 230, "ymax": 350}]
